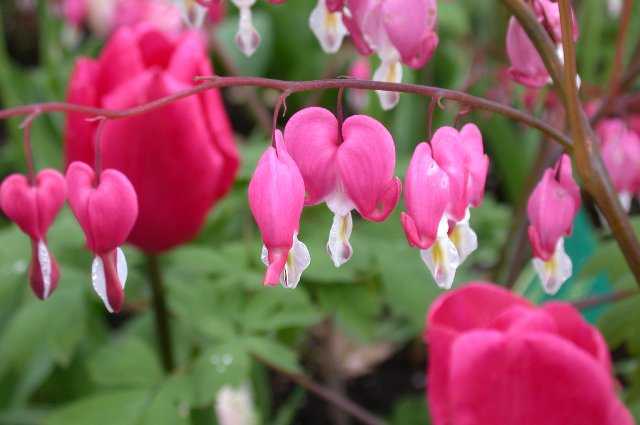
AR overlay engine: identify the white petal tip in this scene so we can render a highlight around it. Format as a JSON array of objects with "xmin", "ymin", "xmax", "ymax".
[
  {"xmin": 532, "ymin": 239, "xmax": 572, "ymax": 295},
  {"xmin": 327, "ymin": 213, "xmax": 353, "ymax": 268},
  {"xmin": 91, "ymin": 247, "xmax": 127, "ymax": 313},
  {"xmin": 37, "ymin": 240, "xmax": 53, "ymax": 299}
]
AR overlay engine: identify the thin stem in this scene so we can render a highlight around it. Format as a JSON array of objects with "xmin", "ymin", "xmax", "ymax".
[
  {"xmin": 336, "ymin": 87, "xmax": 345, "ymax": 124},
  {"xmin": 147, "ymin": 254, "xmax": 175, "ymax": 372},
  {"xmin": 93, "ymin": 118, "xmax": 108, "ymax": 180},
  {"xmin": 608, "ymin": 0, "xmax": 634, "ymax": 97},
  {"xmin": 19, "ymin": 112, "xmax": 39, "ymax": 184},
  {"xmin": 0, "ymin": 76, "xmax": 573, "ymax": 149},
  {"xmin": 572, "ymin": 289, "xmax": 637, "ymax": 310},
  {"xmin": 208, "ymin": 35, "xmax": 272, "ymax": 134},
  {"xmin": 254, "ymin": 355, "xmax": 387, "ymax": 425},
  {"xmin": 271, "ymin": 91, "xmax": 291, "ymax": 146},
  {"xmin": 426, "ymin": 96, "xmax": 438, "ymax": 140}
]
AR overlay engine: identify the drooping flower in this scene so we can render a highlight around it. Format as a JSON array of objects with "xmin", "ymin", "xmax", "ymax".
[
  {"xmin": 0, "ymin": 170, "xmax": 66, "ymax": 300},
  {"xmin": 283, "ymin": 107, "xmax": 401, "ymax": 268},
  {"xmin": 231, "ymin": 0, "xmax": 261, "ymax": 56},
  {"xmin": 527, "ymin": 154, "xmax": 581, "ymax": 294},
  {"xmin": 65, "ymin": 25, "xmax": 238, "ymax": 253},
  {"xmin": 426, "ymin": 282, "xmax": 633, "ymax": 425},
  {"xmin": 596, "ymin": 119, "xmax": 640, "ymax": 211},
  {"xmin": 66, "ymin": 162, "xmax": 138, "ymax": 313},
  {"xmin": 309, "ymin": 0, "xmax": 349, "ymax": 54},
  {"xmin": 339, "ymin": 0, "xmax": 439, "ymax": 109},
  {"xmin": 248, "ymin": 131, "xmax": 310, "ymax": 288},
  {"xmin": 506, "ymin": 0, "xmax": 579, "ymax": 88},
  {"xmin": 400, "ymin": 143, "xmax": 457, "ymax": 288}
]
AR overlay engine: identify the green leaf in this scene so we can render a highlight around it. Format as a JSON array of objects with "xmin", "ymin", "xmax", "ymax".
[
  {"xmin": 44, "ymin": 390, "xmax": 150, "ymax": 425},
  {"xmin": 138, "ymin": 376, "xmax": 193, "ymax": 425},
  {"xmin": 245, "ymin": 336, "xmax": 301, "ymax": 374},
  {"xmin": 88, "ymin": 337, "xmax": 163, "ymax": 389},
  {"xmin": 190, "ymin": 341, "xmax": 251, "ymax": 406},
  {"xmin": 242, "ymin": 287, "xmax": 321, "ymax": 333}
]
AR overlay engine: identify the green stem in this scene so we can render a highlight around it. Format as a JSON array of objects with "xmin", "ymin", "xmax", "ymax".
[{"xmin": 147, "ymin": 254, "xmax": 175, "ymax": 372}]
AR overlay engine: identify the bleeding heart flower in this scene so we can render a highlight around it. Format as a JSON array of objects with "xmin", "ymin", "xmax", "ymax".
[
  {"xmin": 431, "ymin": 125, "xmax": 488, "ymax": 263},
  {"xmin": 401, "ymin": 142, "xmax": 458, "ymax": 289},
  {"xmin": 596, "ymin": 119, "xmax": 640, "ymax": 211},
  {"xmin": 0, "ymin": 170, "xmax": 66, "ymax": 300},
  {"xmin": 527, "ymin": 154, "xmax": 581, "ymax": 294},
  {"xmin": 284, "ymin": 107, "xmax": 401, "ymax": 268},
  {"xmin": 347, "ymin": 57, "xmax": 371, "ymax": 111},
  {"xmin": 231, "ymin": 0, "xmax": 261, "ymax": 57},
  {"xmin": 249, "ymin": 131, "xmax": 310, "ymax": 288},
  {"xmin": 66, "ymin": 161, "xmax": 138, "ymax": 313}
]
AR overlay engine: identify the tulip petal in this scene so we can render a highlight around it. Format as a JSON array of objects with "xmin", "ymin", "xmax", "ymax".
[
  {"xmin": 327, "ymin": 212, "xmax": 353, "ymax": 267},
  {"xmin": 532, "ymin": 237, "xmax": 572, "ymax": 295},
  {"xmin": 448, "ymin": 330, "xmax": 623, "ymax": 425}
]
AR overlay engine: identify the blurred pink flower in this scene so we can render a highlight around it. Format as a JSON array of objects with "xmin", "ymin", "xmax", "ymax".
[{"xmin": 426, "ymin": 282, "xmax": 633, "ymax": 425}]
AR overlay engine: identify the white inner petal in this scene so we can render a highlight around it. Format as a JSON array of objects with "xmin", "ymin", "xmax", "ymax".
[
  {"xmin": 325, "ymin": 185, "xmax": 356, "ymax": 216},
  {"xmin": 282, "ymin": 233, "xmax": 311, "ymax": 289},
  {"xmin": 235, "ymin": 6, "xmax": 260, "ymax": 57},
  {"xmin": 619, "ymin": 191, "xmax": 632, "ymax": 213},
  {"xmin": 37, "ymin": 240, "xmax": 52, "ymax": 299},
  {"xmin": 420, "ymin": 216, "xmax": 461, "ymax": 290},
  {"xmin": 532, "ymin": 238, "xmax": 572, "ymax": 295},
  {"xmin": 327, "ymin": 212, "xmax": 353, "ymax": 267},
  {"xmin": 450, "ymin": 208, "xmax": 478, "ymax": 264},
  {"xmin": 309, "ymin": 0, "xmax": 348, "ymax": 54},
  {"xmin": 91, "ymin": 247, "xmax": 127, "ymax": 313},
  {"xmin": 373, "ymin": 56, "xmax": 403, "ymax": 111}
]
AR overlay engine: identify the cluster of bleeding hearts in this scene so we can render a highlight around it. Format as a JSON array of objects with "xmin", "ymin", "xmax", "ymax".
[
  {"xmin": 0, "ymin": 164, "xmax": 137, "ymax": 313},
  {"xmin": 248, "ymin": 106, "xmax": 582, "ymax": 295}
]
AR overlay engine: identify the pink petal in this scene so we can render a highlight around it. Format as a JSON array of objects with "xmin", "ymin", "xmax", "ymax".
[
  {"xmin": 402, "ymin": 142, "xmax": 449, "ymax": 249},
  {"xmin": 66, "ymin": 162, "xmax": 139, "ymax": 255},
  {"xmin": 506, "ymin": 17, "xmax": 550, "ymax": 88},
  {"xmin": 65, "ymin": 58, "xmax": 100, "ymax": 167},
  {"xmin": 337, "ymin": 115, "xmax": 399, "ymax": 220},
  {"xmin": 96, "ymin": 27, "xmax": 146, "ymax": 99},
  {"xmin": 248, "ymin": 131, "xmax": 305, "ymax": 284},
  {"xmin": 460, "ymin": 123, "xmax": 489, "ymax": 207},
  {"xmin": 283, "ymin": 107, "xmax": 339, "ymax": 205},
  {"xmin": 431, "ymin": 127, "xmax": 469, "ymax": 221},
  {"xmin": 447, "ymin": 330, "xmax": 624, "ymax": 425}
]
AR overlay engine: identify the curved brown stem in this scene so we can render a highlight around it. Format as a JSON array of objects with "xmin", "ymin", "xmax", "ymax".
[
  {"xmin": 0, "ymin": 76, "xmax": 572, "ymax": 148},
  {"xmin": 254, "ymin": 354, "xmax": 387, "ymax": 425},
  {"xmin": 557, "ymin": 0, "xmax": 640, "ymax": 286}
]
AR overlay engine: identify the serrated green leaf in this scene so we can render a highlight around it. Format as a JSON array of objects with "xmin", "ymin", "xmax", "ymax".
[
  {"xmin": 245, "ymin": 336, "xmax": 301, "ymax": 374},
  {"xmin": 88, "ymin": 337, "xmax": 163, "ymax": 389},
  {"xmin": 44, "ymin": 390, "xmax": 150, "ymax": 425}
]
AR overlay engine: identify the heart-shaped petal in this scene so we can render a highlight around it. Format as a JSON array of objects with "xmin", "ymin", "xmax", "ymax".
[{"xmin": 66, "ymin": 161, "xmax": 139, "ymax": 255}]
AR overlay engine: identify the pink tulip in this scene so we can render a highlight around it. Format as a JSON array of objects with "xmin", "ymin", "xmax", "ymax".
[
  {"xmin": 66, "ymin": 162, "xmax": 139, "ymax": 313},
  {"xmin": 597, "ymin": 119, "xmax": 640, "ymax": 211},
  {"xmin": 426, "ymin": 283, "xmax": 632, "ymax": 425},
  {"xmin": 248, "ymin": 131, "xmax": 310, "ymax": 288},
  {"xmin": 284, "ymin": 107, "xmax": 401, "ymax": 267},
  {"xmin": 65, "ymin": 26, "xmax": 238, "ymax": 253},
  {"xmin": 527, "ymin": 154, "xmax": 581, "ymax": 294},
  {"xmin": 0, "ymin": 170, "xmax": 66, "ymax": 300}
]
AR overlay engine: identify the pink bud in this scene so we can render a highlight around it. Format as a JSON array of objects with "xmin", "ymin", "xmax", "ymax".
[
  {"xmin": 66, "ymin": 161, "xmax": 138, "ymax": 313},
  {"xmin": 528, "ymin": 155, "xmax": 580, "ymax": 261},
  {"xmin": 460, "ymin": 124, "xmax": 490, "ymax": 208},
  {"xmin": 401, "ymin": 143, "xmax": 450, "ymax": 250},
  {"xmin": 0, "ymin": 170, "xmax": 66, "ymax": 300},
  {"xmin": 248, "ymin": 131, "xmax": 307, "ymax": 287}
]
